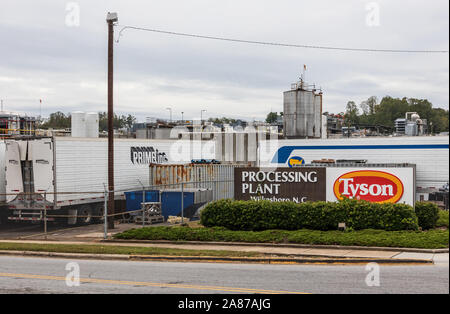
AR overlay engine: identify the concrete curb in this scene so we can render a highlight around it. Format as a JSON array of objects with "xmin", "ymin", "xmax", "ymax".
[
  {"xmin": 0, "ymin": 250, "xmax": 433, "ymax": 265},
  {"xmin": 104, "ymin": 239, "xmax": 449, "ymax": 254}
]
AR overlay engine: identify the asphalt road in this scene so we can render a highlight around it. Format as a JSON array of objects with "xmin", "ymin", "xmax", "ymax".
[{"xmin": 0, "ymin": 256, "xmax": 448, "ymax": 294}]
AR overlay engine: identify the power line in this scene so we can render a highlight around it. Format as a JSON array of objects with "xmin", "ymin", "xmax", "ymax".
[{"xmin": 116, "ymin": 25, "xmax": 449, "ymax": 54}]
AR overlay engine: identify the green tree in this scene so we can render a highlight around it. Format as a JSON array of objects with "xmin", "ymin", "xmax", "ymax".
[
  {"xmin": 367, "ymin": 96, "xmax": 378, "ymax": 115},
  {"xmin": 430, "ymin": 108, "xmax": 449, "ymax": 133},
  {"xmin": 337, "ymin": 96, "xmax": 448, "ymax": 132},
  {"xmin": 125, "ymin": 114, "xmax": 137, "ymax": 129},
  {"xmin": 208, "ymin": 117, "xmax": 237, "ymax": 125},
  {"xmin": 359, "ymin": 101, "xmax": 369, "ymax": 116},
  {"xmin": 40, "ymin": 111, "xmax": 71, "ymax": 129},
  {"xmin": 98, "ymin": 112, "xmax": 136, "ymax": 131},
  {"xmin": 372, "ymin": 96, "xmax": 409, "ymax": 126},
  {"xmin": 344, "ymin": 101, "xmax": 359, "ymax": 125},
  {"xmin": 265, "ymin": 112, "xmax": 278, "ymax": 123}
]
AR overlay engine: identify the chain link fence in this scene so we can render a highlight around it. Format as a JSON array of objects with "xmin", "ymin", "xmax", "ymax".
[{"xmin": 0, "ymin": 177, "xmax": 236, "ymax": 240}]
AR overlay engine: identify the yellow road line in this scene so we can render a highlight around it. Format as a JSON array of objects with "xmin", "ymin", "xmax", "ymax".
[{"xmin": 0, "ymin": 272, "xmax": 309, "ymax": 294}]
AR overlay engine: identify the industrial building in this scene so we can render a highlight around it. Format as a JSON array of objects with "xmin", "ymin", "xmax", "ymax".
[
  {"xmin": 0, "ymin": 111, "xmax": 37, "ymax": 138},
  {"xmin": 395, "ymin": 112, "xmax": 428, "ymax": 136}
]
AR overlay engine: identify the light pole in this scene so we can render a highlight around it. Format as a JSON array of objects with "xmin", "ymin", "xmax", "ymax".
[
  {"xmin": 106, "ymin": 12, "xmax": 118, "ymax": 229},
  {"xmin": 181, "ymin": 111, "xmax": 184, "ymax": 123},
  {"xmin": 166, "ymin": 107, "xmax": 172, "ymax": 123},
  {"xmin": 201, "ymin": 109, "xmax": 207, "ymax": 125}
]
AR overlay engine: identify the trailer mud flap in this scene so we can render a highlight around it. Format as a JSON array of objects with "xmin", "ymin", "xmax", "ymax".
[{"xmin": 68, "ymin": 209, "xmax": 77, "ymax": 225}]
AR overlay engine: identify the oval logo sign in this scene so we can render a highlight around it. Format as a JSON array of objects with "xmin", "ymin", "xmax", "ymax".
[
  {"xmin": 288, "ymin": 156, "xmax": 305, "ymax": 167},
  {"xmin": 333, "ymin": 170, "xmax": 404, "ymax": 203}
]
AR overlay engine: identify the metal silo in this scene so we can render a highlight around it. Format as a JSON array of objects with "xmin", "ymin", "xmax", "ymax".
[
  {"xmin": 71, "ymin": 111, "xmax": 86, "ymax": 137},
  {"xmin": 85, "ymin": 112, "xmax": 99, "ymax": 138},
  {"xmin": 283, "ymin": 80, "xmax": 323, "ymax": 139}
]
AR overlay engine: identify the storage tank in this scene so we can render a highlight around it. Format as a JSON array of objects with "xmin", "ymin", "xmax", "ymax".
[
  {"xmin": 405, "ymin": 122, "xmax": 418, "ymax": 136},
  {"xmin": 85, "ymin": 112, "xmax": 99, "ymax": 138},
  {"xmin": 71, "ymin": 111, "xmax": 86, "ymax": 137},
  {"xmin": 321, "ymin": 115, "xmax": 327, "ymax": 139},
  {"xmin": 283, "ymin": 80, "xmax": 322, "ymax": 139}
]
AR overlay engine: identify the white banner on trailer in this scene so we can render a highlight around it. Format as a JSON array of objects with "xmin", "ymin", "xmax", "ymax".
[{"xmin": 325, "ymin": 167, "xmax": 415, "ymax": 206}]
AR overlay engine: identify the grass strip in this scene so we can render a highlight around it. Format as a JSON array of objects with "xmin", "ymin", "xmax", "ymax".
[
  {"xmin": 0, "ymin": 242, "xmax": 263, "ymax": 258},
  {"xmin": 114, "ymin": 226, "xmax": 449, "ymax": 249}
]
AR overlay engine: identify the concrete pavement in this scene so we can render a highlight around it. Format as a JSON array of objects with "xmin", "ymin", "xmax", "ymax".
[{"xmin": 0, "ymin": 239, "xmax": 447, "ymax": 264}]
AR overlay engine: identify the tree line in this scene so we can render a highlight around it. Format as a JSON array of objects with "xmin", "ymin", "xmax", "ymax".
[
  {"xmin": 341, "ymin": 96, "xmax": 449, "ymax": 133},
  {"xmin": 264, "ymin": 96, "xmax": 448, "ymax": 133},
  {"xmin": 40, "ymin": 112, "xmax": 136, "ymax": 131}
]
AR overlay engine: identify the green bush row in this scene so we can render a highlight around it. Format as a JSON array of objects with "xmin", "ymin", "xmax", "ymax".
[
  {"xmin": 414, "ymin": 202, "xmax": 440, "ymax": 230},
  {"xmin": 200, "ymin": 198, "xmax": 421, "ymax": 231},
  {"xmin": 436, "ymin": 210, "xmax": 449, "ymax": 228},
  {"xmin": 114, "ymin": 226, "xmax": 449, "ymax": 249}
]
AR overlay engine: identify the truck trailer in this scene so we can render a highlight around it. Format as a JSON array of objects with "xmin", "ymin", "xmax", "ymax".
[{"xmin": 2, "ymin": 136, "xmax": 214, "ymax": 224}]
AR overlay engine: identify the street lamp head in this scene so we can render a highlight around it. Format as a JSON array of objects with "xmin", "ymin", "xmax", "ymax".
[{"xmin": 106, "ymin": 12, "xmax": 118, "ymax": 23}]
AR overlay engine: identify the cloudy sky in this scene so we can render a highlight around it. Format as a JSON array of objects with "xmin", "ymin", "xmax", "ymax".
[{"xmin": 0, "ymin": 0, "xmax": 448, "ymax": 122}]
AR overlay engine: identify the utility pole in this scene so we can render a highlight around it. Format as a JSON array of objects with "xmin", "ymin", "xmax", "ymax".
[{"xmin": 106, "ymin": 12, "xmax": 118, "ymax": 229}]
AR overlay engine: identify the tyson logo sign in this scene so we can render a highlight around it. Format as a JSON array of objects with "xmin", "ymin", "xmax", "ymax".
[{"xmin": 333, "ymin": 170, "xmax": 404, "ymax": 203}]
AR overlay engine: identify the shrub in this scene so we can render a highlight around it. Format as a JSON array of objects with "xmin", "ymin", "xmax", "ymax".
[
  {"xmin": 415, "ymin": 202, "xmax": 440, "ymax": 230},
  {"xmin": 436, "ymin": 210, "xmax": 449, "ymax": 228},
  {"xmin": 114, "ymin": 227, "xmax": 449, "ymax": 249},
  {"xmin": 200, "ymin": 198, "xmax": 419, "ymax": 231}
]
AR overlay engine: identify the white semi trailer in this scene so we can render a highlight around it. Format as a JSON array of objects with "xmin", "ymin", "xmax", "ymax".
[
  {"xmin": 2, "ymin": 136, "xmax": 215, "ymax": 224},
  {"xmin": 261, "ymin": 135, "xmax": 450, "ymax": 196}
]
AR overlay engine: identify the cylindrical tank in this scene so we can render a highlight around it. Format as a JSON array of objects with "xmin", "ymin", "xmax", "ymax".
[
  {"xmin": 283, "ymin": 87, "xmax": 321, "ymax": 139},
  {"xmin": 71, "ymin": 111, "xmax": 86, "ymax": 137},
  {"xmin": 85, "ymin": 112, "xmax": 99, "ymax": 138}
]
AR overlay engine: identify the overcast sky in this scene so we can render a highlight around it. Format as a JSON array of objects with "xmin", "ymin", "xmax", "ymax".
[{"xmin": 0, "ymin": 0, "xmax": 448, "ymax": 122}]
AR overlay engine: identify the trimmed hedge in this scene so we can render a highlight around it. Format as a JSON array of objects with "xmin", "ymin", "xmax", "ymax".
[
  {"xmin": 415, "ymin": 202, "xmax": 440, "ymax": 230},
  {"xmin": 114, "ymin": 226, "xmax": 449, "ymax": 249},
  {"xmin": 200, "ymin": 198, "xmax": 419, "ymax": 231}
]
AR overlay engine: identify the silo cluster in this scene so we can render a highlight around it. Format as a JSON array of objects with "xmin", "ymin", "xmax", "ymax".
[
  {"xmin": 283, "ymin": 81, "xmax": 323, "ymax": 139},
  {"xmin": 71, "ymin": 111, "xmax": 99, "ymax": 138}
]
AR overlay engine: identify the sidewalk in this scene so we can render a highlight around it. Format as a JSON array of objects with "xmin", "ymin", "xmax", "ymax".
[{"xmin": 0, "ymin": 239, "xmax": 447, "ymax": 264}]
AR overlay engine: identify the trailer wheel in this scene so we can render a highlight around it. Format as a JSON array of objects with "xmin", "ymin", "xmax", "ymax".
[
  {"xmin": 92, "ymin": 203, "xmax": 105, "ymax": 224},
  {"xmin": 77, "ymin": 206, "xmax": 93, "ymax": 225}
]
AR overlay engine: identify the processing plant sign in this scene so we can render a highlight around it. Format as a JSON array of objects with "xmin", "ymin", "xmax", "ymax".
[
  {"xmin": 326, "ymin": 168, "xmax": 414, "ymax": 205},
  {"xmin": 234, "ymin": 167, "xmax": 326, "ymax": 203}
]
